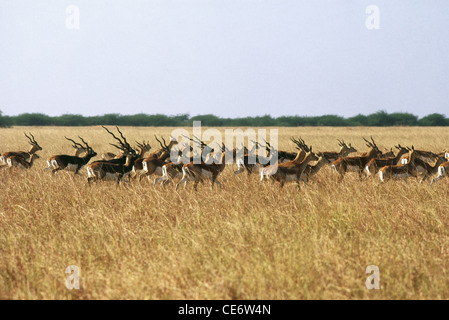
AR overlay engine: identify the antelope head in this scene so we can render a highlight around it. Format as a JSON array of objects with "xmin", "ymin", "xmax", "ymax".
[{"xmin": 24, "ymin": 132, "xmax": 42, "ymax": 154}]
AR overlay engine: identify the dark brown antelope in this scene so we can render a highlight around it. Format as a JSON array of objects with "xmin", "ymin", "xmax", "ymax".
[
  {"xmin": 87, "ymin": 151, "xmax": 139, "ymax": 184},
  {"xmin": 47, "ymin": 137, "xmax": 97, "ymax": 175}
]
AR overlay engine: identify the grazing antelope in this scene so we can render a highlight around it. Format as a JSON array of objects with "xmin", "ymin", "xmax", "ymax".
[
  {"xmin": 331, "ymin": 137, "xmax": 381, "ymax": 181},
  {"xmin": 320, "ymin": 140, "xmax": 357, "ymax": 163},
  {"xmin": 365, "ymin": 144, "xmax": 409, "ymax": 176},
  {"xmin": 378, "ymin": 150, "xmax": 420, "ymax": 182},
  {"xmin": 260, "ymin": 147, "xmax": 318, "ymax": 189},
  {"xmin": 47, "ymin": 137, "xmax": 97, "ymax": 175},
  {"xmin": 7, "ymin": 153, "xmax": 40, "ymax": 169},
  {"xmin": 176, "ymin": 144, "xmax": 232, "ymax": 191},
  {"xmin": 1, "ymin": 133, "xmax": 42, "ymax": 165}
]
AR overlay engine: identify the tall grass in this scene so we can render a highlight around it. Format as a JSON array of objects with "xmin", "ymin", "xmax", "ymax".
[{"xmin": 1, "ymin": 126, "xmax": 449, "ymax": 299}]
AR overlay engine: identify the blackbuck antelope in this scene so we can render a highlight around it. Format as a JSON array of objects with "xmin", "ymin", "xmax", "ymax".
[
  {"xmin": 412, "ymin": 156, "xmax": 447, "ymax": 182},
  {"xmin": 430, "ymin": 161, "xmax": 449, "ymax": 184},
  {"xmin": 95, "ymin": 126, "xmax": 132, "ymax": 163},
  {"xmin": 87, "ymin": 152, "xmax": 139, "ymax": 184},
  {"xmin": 154, "ymin": 143, "xmax": 198, "ymax": 185},
  {"xmin": 89, "ymin": 126, "xmax": 137, "ymax": 167},
  {"xmin": 378, "ymin": 150, "xmax": 420, "ymax": 182},
  {"xmin": 1, "ymin": 133, "xmax": 42, "ymax": 165},
  {"xmin": 176, "ymin": 144, "xmax": 232, "ymax": 191},
  {"xmin": 400, "ymin": 147, "xmax": 439, "ymax": 165},
  {"xmin": 101, "ymin": 151, "xmax": 123, "ymax": 161},
  {"xmin": 321, "ymin": 140, "xmax": 357, "ymax": 163},
  {"xmin": 86, "ymin": 127, "xmax": 139, "ymax": 183},
  {"xmin": 234, "ymin": 140, "xmax": 272, "ymax": 176},
  {"xmin": 331, "ymin": 137, "xmax": 381, "ymax": 181},
  {"xmin": 47, "ymin": 137, "xmax": 97, "ymax": 174},
  {"xmin": 127, "ymin": 140, "xmax": 152, "ymax": 179},
  {"xmin": 437, "ymin": 151, "xmax": 449, "ymax": 160},
  {"xmin": 365, "ymin": 144, "xmax": 409, "ymax": 176},
  {"xmin": 133, "ymin": 136, "xmax": 176, "ymax": 181},
  {"xmin": 7, "ymin": 154, "xmax": 40, "ymax": 169},
  {"xmin": 300, "ymin": 155, "xmax": 330, "ymax": 184},
  {"xmin": 139, "ymin": 136, "xmax": 179, "ymax": 183},
  {"xmin": 260, "ymin": 147, "xmax": 318, "ymax": 189}
]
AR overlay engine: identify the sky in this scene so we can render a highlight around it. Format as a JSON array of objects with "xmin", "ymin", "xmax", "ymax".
[{"xmin": 0, "ymin": 0, "xmax": 448, "ymax": 118}]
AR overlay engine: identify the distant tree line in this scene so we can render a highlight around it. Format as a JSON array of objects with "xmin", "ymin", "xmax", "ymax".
[{"xmin": 0, "ymin": 110, "xmax": 448, "ymax": 127}]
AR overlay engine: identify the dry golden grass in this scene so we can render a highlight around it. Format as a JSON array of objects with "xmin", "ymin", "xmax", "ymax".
[{"xmin": 1, "ymin": 126, "xmax": 449, "ymax": 300}]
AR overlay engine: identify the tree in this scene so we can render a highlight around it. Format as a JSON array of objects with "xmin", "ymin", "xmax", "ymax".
[{"xmin": 418, "ymin": 113, "xmax": 448, "ymax": 126}]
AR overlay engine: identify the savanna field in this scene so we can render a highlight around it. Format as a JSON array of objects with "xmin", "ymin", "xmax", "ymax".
[{"xmin": 1, "ymin": 126, "xmax": 449, "ymax": 300}]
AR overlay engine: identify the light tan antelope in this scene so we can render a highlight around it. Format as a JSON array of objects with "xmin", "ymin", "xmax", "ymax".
[
  {"xmin": 1, "ymin": 133, "xmax": 42, "ymax": 165},
  {"xmin": 331, "ymin": 137, "xmax": 381, "ymax": 181},
  {"xmin": 139, "ymin": 136, "xmax": 179, "ymax": 183},
  {"xmin": 260, "ymin": 147, "xmax": 318, "ymax": 189},
  {"xmin": 365, "ymin": 144, "xmax": 409, "ymax": 176},
  {"xmin": 7, "ymin": 153, "xmax": 40, "ymax": 169},
  {"xmin": 378, "ymin": 150, "xmax": 420, "ymax": 182}
]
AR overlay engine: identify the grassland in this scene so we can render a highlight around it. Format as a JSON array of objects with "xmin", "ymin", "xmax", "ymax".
[{"xmin": 1, "ymin": 126, "xmax": 449, "ymax": 300}]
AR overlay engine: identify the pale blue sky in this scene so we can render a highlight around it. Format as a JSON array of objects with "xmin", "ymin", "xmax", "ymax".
[{"xmin": 1, "ymin": 0, "xmax": 448, "ymax": 117}]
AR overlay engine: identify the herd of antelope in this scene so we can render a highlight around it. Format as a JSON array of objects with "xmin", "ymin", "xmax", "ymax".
[{"xmin": 1, "ymin": 127, "xmax": 449, "ymax": 189}]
